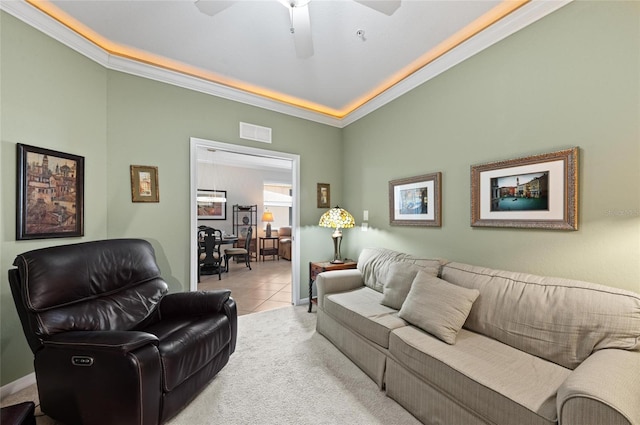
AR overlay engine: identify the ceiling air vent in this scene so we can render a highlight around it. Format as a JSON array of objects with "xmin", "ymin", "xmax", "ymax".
[{"xmin": 239, "ymin": 122, "xmax": 272, "ymax": 144}]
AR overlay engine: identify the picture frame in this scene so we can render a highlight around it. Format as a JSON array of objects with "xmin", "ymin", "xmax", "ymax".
[
  {"xmin": 130, "ymin": 165, "xmax": 159, "ymax": 203},
  {"xmin": 16, "ymin": 143, "xmax": 85, "ymax": 240},
  {"xmin": 389, "ymin": 172, "xmax": 442, "ymax": 227},
  {"xmin": 470, "ymin": 147, "xmax": 578, "ymax": 230},
  {"xmin": 317, "ymin": 183, "xmax": 330, "ymax": 208},
  {"xmin": 197, "ymin": 189, "xmax": 227, "ymax": 220}
]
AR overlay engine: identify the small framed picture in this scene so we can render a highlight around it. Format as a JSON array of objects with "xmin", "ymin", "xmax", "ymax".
[
  {"xmin": 16, "ymin": 143, "xmax": 85, "ymax": 240},
  {"xmin": 470, "ymin": 147, "xmax": 578, "ymax": 230},
  {"xmin": 130, "ymin": 165, "xmax": 159, "ymax": 203},
  {"xmin": 197, "ymin": 189, "xmax": 227, "ymax": 220},
  {"xmin": 317, "ymin": 183, "xmax": 330, "ymax": 208},
  {"xmin": 389, "ymin": 172, "xmax": 442, "ymax": 227}
]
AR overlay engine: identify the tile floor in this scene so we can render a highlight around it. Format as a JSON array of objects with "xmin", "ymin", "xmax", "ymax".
[{"xmin": 198, "ymin": 257, "xmax": 292, "ymax": 316}]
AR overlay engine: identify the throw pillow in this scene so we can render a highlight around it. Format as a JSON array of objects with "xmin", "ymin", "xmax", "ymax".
[
  {"xmin": 399, "ymin": 271, "xmax": 480, "ymax": 344},
  {"xmin": 380, "ymin": 263, "xmax": 439, "ymax": 310}
]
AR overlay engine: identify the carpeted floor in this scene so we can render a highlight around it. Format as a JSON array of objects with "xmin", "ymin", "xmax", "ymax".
[{"xmin": 2, "ymin": 305, "xmax": 420, "ymax": 424}]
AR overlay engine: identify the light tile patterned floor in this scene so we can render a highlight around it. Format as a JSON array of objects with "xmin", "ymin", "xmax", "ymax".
[{"xmin": 198, "ymin": 258, "xmax": 292, "ymax": 316}]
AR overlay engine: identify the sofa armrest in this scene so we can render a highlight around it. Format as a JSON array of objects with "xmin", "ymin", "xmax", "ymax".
[
  {"xmin": 557, "ymin": 349, "xmax": 640, "ymax": 425},
  {"xmin": 159, "ymin": 290, "xmax": 231, "ymax": 317},
  {"xmin": 316, "ymin": 269, "xmax": 364, "ymax": 311}
]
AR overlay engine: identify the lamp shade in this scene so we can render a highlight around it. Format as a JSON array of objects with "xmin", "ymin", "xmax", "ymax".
[{"xmin": 319, "ymin": 206, "xmax": 355, "ymax": 229}]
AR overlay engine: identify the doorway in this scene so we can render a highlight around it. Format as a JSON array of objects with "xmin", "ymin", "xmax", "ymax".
[{"xmin": 189, "ymin": 137, "xmax": 301, "ymax": 307}]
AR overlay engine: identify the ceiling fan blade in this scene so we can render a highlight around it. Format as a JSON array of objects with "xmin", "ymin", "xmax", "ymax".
[
  {"xmin": 194, "ymin": 0, "xmax": 234, "ymax": 17},
  {"xmin": 291, "ymin": 5, "xmax": 314, "ymax": 59},
  {"xmin": 353, "ymin": 0, "xmax": 401, "ymax": 16}
]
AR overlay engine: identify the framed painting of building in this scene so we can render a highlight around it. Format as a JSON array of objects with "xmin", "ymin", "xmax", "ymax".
[
  {"xmin": 16, "ymin": 143, "xmax": 85, "ymax": 240},
  {"xmin": 130, "ymin": 165, "xmax": 159, "ymax": 203},
  {"xmin": 471, "ymin": 147, "xmax": 578, "ymax": 230}
]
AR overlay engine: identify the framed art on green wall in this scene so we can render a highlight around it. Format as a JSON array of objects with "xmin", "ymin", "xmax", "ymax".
[
  {"xmin": 470, "ymin": 147, "xmax": 578, "ymax": 230},
  {"xmin": 16, "ymin": 143, "xmax": 85, "ymax": 240},
  {"xmin": 317, "ymin": 183, "xmax": 330, "ymax": 208},
  {"xmin": 389, "ymin": 172, "xmax": 442, "ymax": 227},
  {"xmin": 130, "ymin": 165, "xmax": 159, "ymax": 203}
]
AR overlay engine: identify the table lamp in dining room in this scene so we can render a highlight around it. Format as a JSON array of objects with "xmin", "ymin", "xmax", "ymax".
[
  {"xmin": 319, "ymin": 206, "xmax": 356, "ymax": 264},
  {"xmin": 262, "ymin": 210, "xmax": 274, "ymax": 237}
]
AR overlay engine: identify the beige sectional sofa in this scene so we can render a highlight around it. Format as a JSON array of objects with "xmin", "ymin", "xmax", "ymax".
[{"xmin": 315, "ymin": 248, "xmax": 640, "ymax": 425}]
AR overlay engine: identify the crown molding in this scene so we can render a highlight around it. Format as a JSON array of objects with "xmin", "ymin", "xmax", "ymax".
[
  {"xmin": 2, "ymin": 0, "xmax": 572, "ymax": 129},
  {"xmin": 341, "ymin": 0, "xmax": 573, "ymax": 126}
]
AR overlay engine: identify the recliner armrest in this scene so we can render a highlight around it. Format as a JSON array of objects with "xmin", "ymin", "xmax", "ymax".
[
  {"xmin": 557, "ymin": 349, "xmax": 640, "ymax": 425},
  {"xmin": 159, "ymin": 290, "xmax": 232, "ymax": 318},
  {"xmin": 44, "ymin": 330, "xmax": 158, "ymax": 353}
]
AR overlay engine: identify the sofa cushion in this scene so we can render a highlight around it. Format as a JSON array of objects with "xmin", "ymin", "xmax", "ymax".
[
  {"xmin": 389, "ymin": 326, "xmax": 571, "ymax": 425},
  {"xmin": 442, "ymin": 262, "xmax": 640, "ymax": 369},
  {"xmin": 324, "ymin": 287, "xmax": 407, "ymax": 348},
  {"xmin": 380, "ymin": 263, "xmax": 439, "ymax": 310},
  {"xmin": 398, "ymin": 272, "xmax": 479, "ymax": 344},
  {"xmin": 357, "ymin": 247, "xmax": 446, "ymax": 293}
]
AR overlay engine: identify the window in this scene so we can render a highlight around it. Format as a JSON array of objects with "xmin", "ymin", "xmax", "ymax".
[{"xmin": 263, "ymin": 184, "xmax": 292, "ymax": 230}]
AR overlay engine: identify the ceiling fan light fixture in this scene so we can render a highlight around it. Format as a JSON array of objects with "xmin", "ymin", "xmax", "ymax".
[{"xmin": 290, "ymin": 0, "xmax": 311, "ymax": 7}]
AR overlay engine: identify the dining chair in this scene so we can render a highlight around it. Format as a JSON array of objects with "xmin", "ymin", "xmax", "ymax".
[
  {"xmin": 224, "ymin": 226, "xmax": 252, "ymax": 273},
  {"xmin": 198, "ymin": 227, "xmax": 224, "ymax": 280}
]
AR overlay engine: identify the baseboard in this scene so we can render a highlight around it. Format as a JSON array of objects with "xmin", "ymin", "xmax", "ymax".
[{"xmin": 0, "ymin": 373, "xmax": 36, "ymax": 401}]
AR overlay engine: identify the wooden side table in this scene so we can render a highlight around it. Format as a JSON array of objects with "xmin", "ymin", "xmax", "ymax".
[
  {"xmin": 308, "ymin": 260, "xmax": 357, "ymax": 312},
  {"xmin": 259, "ymin": 237, "xmax": 279, "ymax": 261}
]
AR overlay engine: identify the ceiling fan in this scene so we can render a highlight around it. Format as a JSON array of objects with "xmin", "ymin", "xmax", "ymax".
[{"xmin": 194, "ymin": 0, "xmax": 400, "ymax": 59}]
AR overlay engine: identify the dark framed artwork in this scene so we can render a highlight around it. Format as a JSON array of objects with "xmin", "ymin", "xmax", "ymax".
[
  {"xmin": 389, "ymin": 172, "xmax": 442, "ymax": 227},
  {"xmin": 16, "ymin": 143, "xmax": 85, "ymax": 240},
  {"xmin": 197, "ymin": 189, "xmax": 227, "ymax": 220},
  {"xmin": 471, "ymin": 147, "xmax": 578, "ymax": 230},
  {"xmin": 317, "ymin": 183, "xmax": 330, "ymax": 208},
  {"xmin": 130, "ymin": 165, "xmax": 159, "ymax": 202}
]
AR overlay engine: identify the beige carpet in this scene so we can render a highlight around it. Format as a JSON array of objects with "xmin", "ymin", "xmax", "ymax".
[{"xmin": 3, "ymin": 306, "xmax": 420, "ymax": 424}]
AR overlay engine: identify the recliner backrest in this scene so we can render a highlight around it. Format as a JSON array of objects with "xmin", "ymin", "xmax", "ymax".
[{"xmin": 9, "ymin": 239, "xmax": 168, "ymax": 353}]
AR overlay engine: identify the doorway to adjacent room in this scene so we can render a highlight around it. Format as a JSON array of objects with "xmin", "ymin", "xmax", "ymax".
[{"xmin": 189, "ymin": 137, "xmax": 301, "ymax": 309}]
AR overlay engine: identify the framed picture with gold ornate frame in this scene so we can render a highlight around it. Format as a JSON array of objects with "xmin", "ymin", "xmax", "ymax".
[
  {"xmin": 470, "ymin": 147, "xmax": 578, "ymax": 230},
  {"xmin": 130, "ymin": 165, "xmax": 159, "ymax": 203}
]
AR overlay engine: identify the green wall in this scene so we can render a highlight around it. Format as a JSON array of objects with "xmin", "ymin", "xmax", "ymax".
[
  {"xmin": 2, "ymin": 1, "xmax": 639, "ymax": 388},
  {"xmin": 1, "ymin": 12, "xmax": 109, "ymax": 386},
  {"xmin": 105, "ymin": 71, "xmax": 343, "ymax": 291},
  {"xmin": 0, "ymin": 12, "xmax": 342, "ymax": 385},
  {"xmin": 343, "ymin": 1, "xmax": 640, "ymax": 292}
]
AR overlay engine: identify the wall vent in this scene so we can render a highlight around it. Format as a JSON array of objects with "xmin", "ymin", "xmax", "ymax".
[{"xmin": 239, "ymin": 122, "xmax": 272, "ymax": 144}]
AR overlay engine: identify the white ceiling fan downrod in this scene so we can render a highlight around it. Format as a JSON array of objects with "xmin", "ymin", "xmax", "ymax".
[{"xmin": 288, "ymin": 0, "xmax": 310, "ymax": 34}]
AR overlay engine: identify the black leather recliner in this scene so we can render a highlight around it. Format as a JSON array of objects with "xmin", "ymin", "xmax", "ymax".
[{"xmin": 8, "ymin": 239, "xmax": 237, "ymax": 425}]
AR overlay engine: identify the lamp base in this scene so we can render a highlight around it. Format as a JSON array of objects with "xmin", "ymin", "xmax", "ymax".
[
  {"xmin": 331, "ymin": 232, "xmax": 343, "ymax": 264},
  {"xmin": 266, "ymin": 223, "xmax": 272, "ymax": 238}
]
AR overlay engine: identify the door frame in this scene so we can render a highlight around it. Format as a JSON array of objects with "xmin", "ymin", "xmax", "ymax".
[{"xmin": 189, "ymin": 137, "xmax": 301, "ymax": 306}]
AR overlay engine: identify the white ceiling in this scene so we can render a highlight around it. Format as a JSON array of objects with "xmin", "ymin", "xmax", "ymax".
[{"xmin": 2, "ymin": 0, "xmax": 571, "ymax": 127}]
